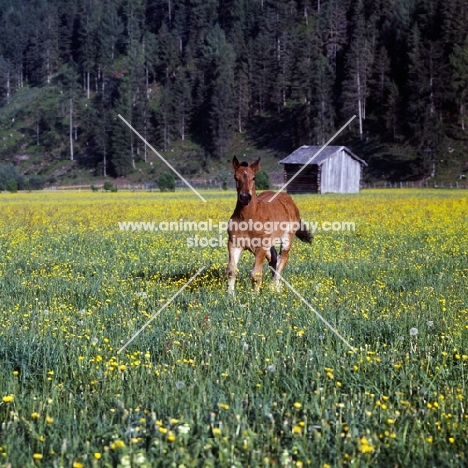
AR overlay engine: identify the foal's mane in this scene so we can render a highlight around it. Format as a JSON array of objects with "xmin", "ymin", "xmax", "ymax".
[{"xmin": 240, "ymin": 161, "xmax": 249, "ymax": 167}]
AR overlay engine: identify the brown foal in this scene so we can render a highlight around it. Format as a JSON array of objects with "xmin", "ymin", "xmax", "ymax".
[{"xmin": 226, "ymin": 156, "xmax": 312, "ymax": 293}]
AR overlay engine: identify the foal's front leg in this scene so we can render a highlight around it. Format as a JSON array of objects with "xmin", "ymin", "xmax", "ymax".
[
  {"xmin": 226, "ymin": 241, "xmax": 243, "ymax": 294},
  {"xmin": 251, "ymin": 248, "xmax": 267, "ymax": 292}
]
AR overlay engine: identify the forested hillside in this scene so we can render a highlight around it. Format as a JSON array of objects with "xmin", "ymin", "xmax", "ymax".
[{"xmin": 0, "ymin": 0, "xmax": 467, "ymax": 184}]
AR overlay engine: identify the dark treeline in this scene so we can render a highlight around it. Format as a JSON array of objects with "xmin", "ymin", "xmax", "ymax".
[{"xmin": 0, "ymin": 0, "xmax": 467, "ymax": 179}]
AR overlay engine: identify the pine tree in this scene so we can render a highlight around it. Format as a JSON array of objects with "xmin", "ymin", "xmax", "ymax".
[
  {"xmin": 78, "ymin": 1, "xmax": 102, "ymax": 99},
  {"xmin": 407, "ymin": 24, "xmax": 446, "ymax": 176},
  {"xmin": 371, "ymin": 46, "xmax": 391, "ymax": 113},
  {"xmin": 450, "ymin": 36, "xmax": 468, "ymax": 131},
  {"xmin": 203, "ymin": 24, "xmax": 235, "ymax": 159},
  {"xmin": 311, "ymin": 52, "xmax": 335, "ymax": 144},
  {"xmin": 43, "ymin": 4, "xmax": 60, "ymax": 84},
  {"xmin": 269, "ymin": 0, "xmax": 297, "ymax": 112},
  {"xmin": 62, "ymin": 60, "xmax": 80, "ymax": 161},
  {"xmin": 291, "ymin": 20, "xmax": 335, "ymax": 145},
  {"xmin": 185, "ymin": 0, "xmax": 219, "ymax": 50},
  {"xmin": 89, "ymin": 63, "xmax": 115, "ymax": 178},
  {"xmin": 98, "ymin": 0, "xmax": 124, "ymax": 86},
  {"xmin": 155, "ymin": 24, "xmax": 180, "ymax": 82},
  {"xmin": 384, "ymin": 81, "xmax": 401, "ymax": 140},
  {"xmin": 57, "ymin": 0, "xmax": 78, "ymax": 63},
  {"xmin": 173, "ymin": 69, "xmax": 192, "ymax": 141},
  {"xmin": 111, "ymin": 80, "xmax": 135, "ymax": 176},
  {"xmin": 319, "ymin": 0, "xmax": 347, "ymax": 71},
  {"xmin": 0, "ymin": 56, "xmax": 11, "ymax": 104},
  {"xmin": 407, "ymin": 24, "xmax": 445, "ymax": 135},
  {"xmin": 227, "ymin": 0, "xmax": 251, "ymax": 133},
  {"xmin": 341, "ymin": 0, "xmax": 374, "ymax": 140},
  {"xmin": 0, "ymin": 5, "xmax": 27, "ymax": 97},
  {"xmin": 124, "ymin": 0, "xmax": 148, "ymax": 165},
  {"xmin": 90, "ymin": 100, "xmax": 112, "ymax": 178},
  {"xmin": 156, "ymin": 83, "xmax": 174, "ymax": 152},
  {"xmin": 154, "ymin": 25, "xmax": 181, "ymax": 151},
  {"xmin": 441, "ymin": 0, "xmax": 468, "ymax": 49},
  {"xmin": 250, "ymin": 28, "xmax": 272, "ymax": 115}
]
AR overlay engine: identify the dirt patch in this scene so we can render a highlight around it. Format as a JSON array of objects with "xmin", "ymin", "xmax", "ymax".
[
  {"xmin": 53, "ymin": 164, "xmax": 74, "ymax": 177},
  {"xmin": 13, "ymin": 154, "xmax": 31, "ymax": 163}
]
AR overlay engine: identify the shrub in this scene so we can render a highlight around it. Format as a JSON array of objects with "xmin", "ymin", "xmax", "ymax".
[
  {"xmin": 103, "ymin": 181, "xmax": 117, "ymax": 192},
  {"xmin": 29, "ymin": 175, "xmax": 44, "ymax": 190},
  {"xmin": 91, "ymin": 184, "xmax": 99, "ymax": 192},
  {"xmin": 255, "ymin": 170, "xmax": 271, "ymax": 190},
  {"xmin": 158, "ymin": 172, "xmax": 176, "ymax": 192},
  {"xmin": 5, "ymin": 179, "xmax": 17, "ymax": 193},
  {"xmin": 0, "ymin": 163, "xmax": 24, "ymax": 191},
  {"xmin": 219, "ymin": 173, "xmax": 229, "ymax": 191}
]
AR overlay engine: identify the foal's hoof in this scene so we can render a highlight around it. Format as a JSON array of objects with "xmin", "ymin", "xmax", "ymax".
[{"xmin": 251, "ymin": 282, "xmax": 262, "ymax": 293}]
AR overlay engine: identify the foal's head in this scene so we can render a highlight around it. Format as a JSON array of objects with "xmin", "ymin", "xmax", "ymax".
[{"xmin": 232, "ymin": 156, "xmax": 260, "ymax": 206}]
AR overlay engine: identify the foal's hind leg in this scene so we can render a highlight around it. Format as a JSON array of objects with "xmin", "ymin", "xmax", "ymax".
[
  {"xmin": 268, "ymin": 246, "xmax": 278, "ymax": 278},
  {"xmin": 271, "ymin": 232, "xmax": 294, "ymax": 288}
]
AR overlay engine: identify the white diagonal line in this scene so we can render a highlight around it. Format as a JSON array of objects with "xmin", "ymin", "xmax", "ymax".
[
  {"xmin": 269, "ymin": 266, "xmax": 355, "ymax": 351},
  {"xmin": 118, "ymin": 114, "xmax": 207, "ymax": 203},
  {"xmin": 117, "ymin": 266, "xmax": 206, "ymax": 354},
  {"xmin": 268, "ymin": 115, "xmax": 356, "ymax": 202}
]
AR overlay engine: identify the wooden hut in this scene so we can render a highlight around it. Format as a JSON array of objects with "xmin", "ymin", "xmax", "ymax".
[{"xmin": 278, "ymin": 145, "xmax": 367, "ymax": 194}]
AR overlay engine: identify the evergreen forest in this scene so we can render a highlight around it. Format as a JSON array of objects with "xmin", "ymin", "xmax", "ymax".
[{"xmin": 0, "ymin": 0, "xmax": 467, "ymax": 185}]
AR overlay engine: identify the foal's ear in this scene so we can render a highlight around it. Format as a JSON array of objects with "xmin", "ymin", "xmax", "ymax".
[
  {"xmin": 232, "ymin": 156, "xmax": 240, "ymax": 170},
  {"xmin": 250, "ymin": 158, "xmax": 261, "ymax": 173}
]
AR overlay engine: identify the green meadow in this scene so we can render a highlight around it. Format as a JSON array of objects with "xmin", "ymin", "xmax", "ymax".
[{"xmin": 0, "ymin": 189, "xmax": 467, "ymax": 467}]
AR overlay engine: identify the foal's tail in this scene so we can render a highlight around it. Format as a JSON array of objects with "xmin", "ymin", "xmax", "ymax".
[{"xmin": 295, "ymin": 219, "xmax": 313, "ymax": 243}]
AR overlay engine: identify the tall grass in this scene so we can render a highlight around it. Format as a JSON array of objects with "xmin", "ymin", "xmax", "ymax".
[{"xmin": 0, "ymin": 189, "xmax": 467, "ymax": 467}]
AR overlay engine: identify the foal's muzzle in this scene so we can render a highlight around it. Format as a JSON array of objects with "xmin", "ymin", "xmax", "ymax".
[{"xmin": 238, "ymin": 193, "xmax": 252, "ymax": 206}]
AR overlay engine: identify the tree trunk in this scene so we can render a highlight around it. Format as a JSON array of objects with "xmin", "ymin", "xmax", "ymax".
[
  {"xmin": 320, "ymin": 99, "xmax": 326, "ymax": 144},
  {"xmin": 146, "ymin": 64, "xmax": 149, "ymax": 99},
  {"xmin": 357, "ymin": 66, "xmax": 363, "ymax": 140},
  {"xmin": 46, "ymin": 47, "xmax": 51, "ymax": 84},
  {"xmin": 69, "ymin": 98, "xmax": 74, "ymax": 160},
  {"xmin": 181, "ymin": 113, "xmax": 185, "ymax": 141},
  {"xmin": 238, "ymin": 83, "xmax": 242, "ymax": 133},
  {"xmin": 6, "ymin": 70, "xmax": 10, "ymax": 104},
  {"xmin": 143, "ymin": 107, "xmax": 148, "ymax": 162},
  {"xmin": 461, "ymin": 103, "xmax": 465, "ymax": 131},
  {"xmin": 163, "ymin": 113, "xmax": 168, "ymax": 152}
]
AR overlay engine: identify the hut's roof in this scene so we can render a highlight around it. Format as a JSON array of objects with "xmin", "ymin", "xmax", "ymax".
[{"xmin": 278, "ymin": 145, "xmax": 367, "ymax": 166}]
